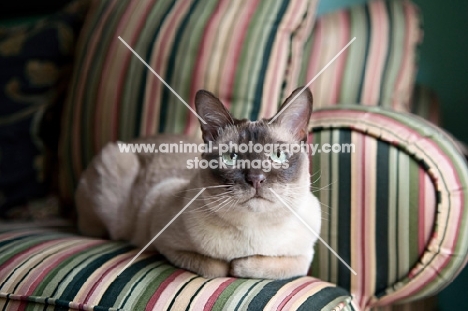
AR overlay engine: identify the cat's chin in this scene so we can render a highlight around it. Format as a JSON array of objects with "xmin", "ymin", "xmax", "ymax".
[{"xmin": 242, "ymin": 197, "xmax": 280, "ymax": 214}]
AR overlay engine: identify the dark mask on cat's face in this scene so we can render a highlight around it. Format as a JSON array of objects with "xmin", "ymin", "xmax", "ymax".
[{"xmin": 195, "ymin": 87, "xmax": 313, "ymax": 214}]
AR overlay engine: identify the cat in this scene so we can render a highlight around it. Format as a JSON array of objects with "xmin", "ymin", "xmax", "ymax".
[{"xmin": 75, "ymin": 87, "xmax": 321, "ymax": 279}]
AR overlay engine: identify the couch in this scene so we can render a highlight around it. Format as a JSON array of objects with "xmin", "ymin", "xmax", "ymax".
[{"xmin": 1, "ymin": 0, "xmax": 467, "ymax": 310}]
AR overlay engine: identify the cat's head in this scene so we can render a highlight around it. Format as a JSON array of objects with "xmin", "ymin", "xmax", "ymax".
[{"xmin": 194, "ymin": 87, "xmax": 313, "ymax": 218}]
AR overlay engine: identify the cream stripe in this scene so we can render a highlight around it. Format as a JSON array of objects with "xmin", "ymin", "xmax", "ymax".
[
  {"xmin": 168, "ymin": 277, "xmax": 209, "ymax": 310},
  {"xmin": 149, "ymin": 271, "xmax": 196, "ymax": 311},
  {"xmin": 350, "ymin": 132, "xmax": 363, "ymax": 303},
  {"xmin": 330, "ymin": 129, "xmax": 340, "ymax": 282},
  {"xmin": 363, "ymin": 136, "xmax": 377, "ymax": 300},
  {"xmin": 397, "ymin": 150, "xmax": 410, "ymax": 278},
  {"xmin": 318, "ymin": 130, "xmax": 331, "ymax": 281}
]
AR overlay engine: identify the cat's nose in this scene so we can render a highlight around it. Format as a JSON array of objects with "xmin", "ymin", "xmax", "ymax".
[{"xmin": 246, "ymin": 173, "xmax": 266, "ymax": 189}]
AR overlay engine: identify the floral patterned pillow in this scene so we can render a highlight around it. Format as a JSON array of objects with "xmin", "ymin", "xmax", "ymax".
[{"xmin": 0, "ymin": 0, "xmax": 89, "ymax": 217}]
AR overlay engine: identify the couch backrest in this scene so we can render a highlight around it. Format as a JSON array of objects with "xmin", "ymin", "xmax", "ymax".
[
  {"xmin": 299, "ymin": 0, "xmax": 422, "ymax": 112},
  {"xmin": 59, "ymin": 0, "xmax": 319, "ymax": 202}
]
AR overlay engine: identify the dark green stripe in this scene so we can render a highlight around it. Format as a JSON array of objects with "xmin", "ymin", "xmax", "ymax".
[
  {"xmin": 296, "ymin": 287, "xmax": 351, "ymax": 311},
  {"xmin": 375, "ymin": 140, "xmax": 390, "ymax": 295},
  {"xmin": 99, "ymin": 254, "xmax": 163, "ymax": 307},
  {"xmin": 355, "ymin": 4, "xmax": 371, "ymax": 102},
  {"xmin": 337, "ymin": 129, "xmax": 351, "ymax": 290},
  {"xmin": 246, "ymin": 277, "xmax": 299, "ymax": 311},
  {"xmin": 56, "ymin": 245, "xmax": 134, "ymax": 300},
  {"xmin": 233, "ymin": 280, "xmax": 263, "ymax": 311}
]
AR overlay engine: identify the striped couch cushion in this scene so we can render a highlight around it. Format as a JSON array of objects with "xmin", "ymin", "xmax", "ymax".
[
  {"xmin": 299, "ymin": 0, "xmax": 422, "ymax": 112},
  {"xmin": 58, "ymin": 0, "xmax": 318, "ymax": 203},
  {"xmin": 308, "ymin": 106, "xmax": 468, "ymax": 310},
  {"xmin": 0, "ymin": 228, "xmax": 355, "ymax": 311}
]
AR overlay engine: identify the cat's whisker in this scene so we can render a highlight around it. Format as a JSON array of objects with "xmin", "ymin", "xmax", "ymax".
[
  {"xmin": 310, "ymin": 181, "xmax": 336, "ymax": 193},
  {"xmin": 310, "ymin": 169, "xmax": 321, "ymax": 178},
  {"xmin": 187, "ymin": 196, "xmax": 228, "ymax": 213},
  {"xmin": 311, "ymin": 170, "xmax": 322, "ymax": 184},
  {"xmin": 184, "ymin": 185, "xmax": 233, "ymax": 192},
  {"xmin": 212, "ymin": 198, "xmax": 232, "ymax": 213}
]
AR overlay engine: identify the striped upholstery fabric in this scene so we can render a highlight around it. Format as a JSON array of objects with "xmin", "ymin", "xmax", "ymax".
[
  {"xmin": 308, "ymin": 106, "xmax": 468, "ymax": 310},
  {"xmin": 0, "ymin": 228, "xmax": 355, "ymax": 311},
  {"xmin": 58, "ymin": 0, "xmax": 317, "ymax": 203},
  {"xmin": 299, "ymin": 0, "xmax": 422, "ymax": 112}
]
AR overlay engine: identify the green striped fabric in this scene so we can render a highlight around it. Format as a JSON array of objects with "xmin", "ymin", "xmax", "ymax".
[
  {"xmin": 308, "ymin": 105, "xmax": 468, "ymax": 310},
  {"xmin": 0, "ymin": 228, "xmax": 354, "ymax": 311},
  {"xmin": 58, "ymin": 0, "xmax": 317, "ymax": 203},
  {"xmin": 299, "ymin": 0, "xmax": 422, "ymax": 112}
]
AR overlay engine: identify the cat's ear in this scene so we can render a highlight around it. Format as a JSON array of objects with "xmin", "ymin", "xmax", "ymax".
[
  {"xmin": 270, "ymin": 87, "xmax": 313, "ymax": 142},
  {"xmin": 195, "ymin": 90, "xmax": 234, "ymax": 142}
]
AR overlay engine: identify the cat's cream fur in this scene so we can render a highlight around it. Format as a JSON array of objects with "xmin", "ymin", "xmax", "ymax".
[{"xmin": 76, "ymin": 87, "xmax": 321, "ymax": 279}]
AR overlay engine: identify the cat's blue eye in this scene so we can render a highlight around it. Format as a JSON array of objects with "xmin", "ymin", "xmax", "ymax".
[
  {"xmin": 222, "ymin": 152, "xmax": 237, "ymax": 165},
  {"xmin": 270, "ymin": 150, "xmax": 288, "ymax": 163}
]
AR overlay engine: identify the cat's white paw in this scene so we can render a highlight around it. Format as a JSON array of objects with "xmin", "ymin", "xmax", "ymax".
[
  {"xmin": 230, "ymin": 255, "xmax": 309, "ymax": 279},
  {"xmin": 196, "ymin": 259, "xmax": 230, "ymax": 279},
  {"xmin": 230, "ymin": 256, "xmax": 265, "ymax": 279}
]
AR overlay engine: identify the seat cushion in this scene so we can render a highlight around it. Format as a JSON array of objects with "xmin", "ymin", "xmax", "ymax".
[
  {"xmin": 58, "ymin": 0, "xmax": 319, "ymax": 204},
  {"xmin": 0, "ymin": 228, "xmax": 356, "ymax": 311}
]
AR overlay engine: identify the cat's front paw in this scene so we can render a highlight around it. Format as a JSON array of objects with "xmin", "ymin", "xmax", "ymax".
[
  {"xmin": 230, "ymin": 256, "xmax": 267, "ymax": 279},
  {"xmin": 230, "ymin": 255, "xmax": 309, "ymax": 279},
  {"xmin": 196, "ymin": 258, "xmax": 230, "ymax": 279}
]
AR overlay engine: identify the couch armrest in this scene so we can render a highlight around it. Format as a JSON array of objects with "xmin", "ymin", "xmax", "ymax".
[{"xmin": 308, "ymin": 105, "xmax": 468, "ymax": 310}]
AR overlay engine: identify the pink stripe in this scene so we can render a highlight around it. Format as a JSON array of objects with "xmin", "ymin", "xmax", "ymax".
[
  {"xmin": 20, "ymin": 240, "xmax": 104, "ymax": 295},
  {"xmin": 418, "ymin": 168, "xmax": 426, "ymax": 255},
  {"xmin": 0, "ymin": 238, "xmax": 74, "ymax": 280},
  {"xmin": 360, "ymin": 135, "xmax": 367, "ymax": 307},
  {"xmin": 277, "ymin": 280, "xmax": 317, "ymax": 310},
  {"xmin": 149, "ymin": 271, "xmax": 195, "ymax": 310},
  {"xmin": 392, "ymin": 2, "xmax": 418, "ymax": 111},
  {"xmin": 361, "ymin": 1, "xmax": 388, "ymax": 105},
  {"xmin": 263, "ymin": 0, "xmax": 304, "ymax": 118},
  {"xmin": 203, "ymin": 278, "xmax": 236, "ymax": 311},
  {"xmin": 145, "ymin": 270, "xmax": 185, "ymax": 310},
  {"xmin": 330, "ymin": 11, "xmax": 351, "ymax": 104}
]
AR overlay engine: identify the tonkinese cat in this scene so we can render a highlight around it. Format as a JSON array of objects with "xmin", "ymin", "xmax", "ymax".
[{"xmin": 76, "ymin": 87, "xmax": 321, "ymax": 279}]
